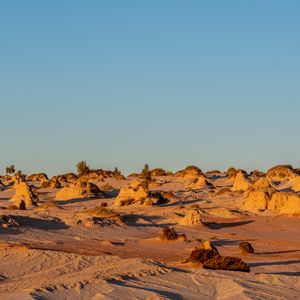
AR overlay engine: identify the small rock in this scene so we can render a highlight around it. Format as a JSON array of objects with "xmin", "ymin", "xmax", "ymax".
[
  {"xmin": 239, "ymin": 241, "xmax": 254, "ymax": 254},
  {"xmin": 203, "ymin": 255, "xmax": 250, "ymax": 272}
]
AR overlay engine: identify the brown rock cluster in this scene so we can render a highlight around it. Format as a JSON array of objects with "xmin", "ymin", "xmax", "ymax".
[
  {"xmin": 160, "ymin": 227, "xmax": 186, "ymax": 241},
  {"xmin": 239, "ymin": 241, "xmax": 254, "ymax": 254},
  {"xmin": 184, "ymin": 240, "xmax": 250, "ymax": 272}
]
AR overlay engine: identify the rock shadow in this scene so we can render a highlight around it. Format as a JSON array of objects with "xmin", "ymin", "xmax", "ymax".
[
  {"xmin": 205, "ymin": 220, "xmax": 254, "ymax": 230},
  {"xmin": 12, "ymin": 216, "xmax": 69, "ymax": 230},
  {"xmin": 56, "ymin": 196, "xmax": 101, "ymax": 205},
  {"xmin": 256, "ymin": 250, "xmax": 300, "ymax": 255},
  {"xmin": 109, "ymin": 278, "xmax": 186, "ymax": 300},
  {"xmin": 123, "ymin": 214, "xmax": 176, "ymax": 228},
  {"xmin": 249, "ymin": 259, "xmax": 300, "ymax": 267}
]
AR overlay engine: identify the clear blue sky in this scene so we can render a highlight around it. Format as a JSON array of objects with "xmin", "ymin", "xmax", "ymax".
[{"xmin": 1, "ymin": 1, "xmax": 299, "ymax": 176}]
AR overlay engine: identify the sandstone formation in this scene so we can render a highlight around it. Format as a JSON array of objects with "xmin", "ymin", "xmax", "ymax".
[
  {"xmin": 242, "ymin": 190, "xmax": 272, "ymax": 212},
  {"xmin": 268, "ymin": 192, "xmax": 300, "ymax": 216},
  {"xmin": 250, "ymin": 170, "xmax": 266, "ymax": 180},
  {"xmin": 288, "ymin": 176, "xmax": 300, "ymax": 192},
  {"xmin": 10, "ymin": 181, "xmax": 38, "ymax": 208},
  {"xmin": 188, "ymin": 175, "xmax": 213, "ymax": 189},
  {"xmin": 150, "ymin": 168, "xmax": 168, "ymax": 176},
  {"xmin": 253, "ymin": 177, "xmax": 273, "ymax": 190},
  {"xmin": 232, "ymin": 172, "xmax": 253, "ymax": 192},
  {"xmin": 242, "ymin": 189, "xmax": 300, "ymax": 216},
  {"xmin": 55, "ymin": 180, "xmax": 104, "ymax": 200},
  {"xmin": 266, "ymin": 165, "xmax": 298, "ymax": 183},
  {"xmin": 40, "ymin": 178, "xmax": 62, "ymax": 189},
  {"xmin": 177, "ymin": 166, "xmax": 203, "ymax": 179},
  {"xmin": 180, "ymin": 208, "xmax": 203, "ymax": 225},
  {"xmin": 115, "ymin": 180, "xmax": 153, "ymax": 206},
  {"xmin": 27, "ymin": 173, "xmax": 49, "ymax": 182}
]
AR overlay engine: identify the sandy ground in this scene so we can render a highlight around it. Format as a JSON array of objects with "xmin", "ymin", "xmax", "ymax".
[{"xmin": 0, "ymin": 175, "xmax": 300, "ymax": 299}]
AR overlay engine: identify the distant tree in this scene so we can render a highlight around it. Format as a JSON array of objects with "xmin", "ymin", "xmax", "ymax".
[
  {"xmin": 76, "ymin": 161, "xmax": 90, "ymax": 176},
  {"xmin": 141, "ymin": 164, "xmax": 152, "ymax": 188},
  {"xmin": 6, "ymin": 165, "xmax": 15, "ymax": 175},
  {"xmin": 15, "ymin": 170, "xmax": 27, "ymax": 181},
  {"xmin": 113, "ymin": 167, "xmax": 121, "ymax": 176}
]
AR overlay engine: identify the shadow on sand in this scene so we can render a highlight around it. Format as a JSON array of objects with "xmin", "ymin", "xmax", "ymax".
[
  {"xmin": 109, "ymin": 276, "xmax": 186, "ymax": 300},
  {"xmin": 124, "ymin": 214, "xmax": 176, "ymax": 228},
  {"xmin": 56, "ymin": 196, "xmax": 102, "ymax": 205},
  {"xmin": 256, "ymin": 250, "xmax": 300, "ymax": 255},
  {"xmin": 249, "ymin": 259, "xmax": 300, "ymax": 268},
  {"xmin": 205, "ymin": 220, "xmax": 254, "ymax": 230},
  {"xmin": 12, "ymin": 216, "xmax": 68, "ymax": 230},
  {"xmin": 267, "ymin": 271, "xmax": 300, "ymax": 276}
]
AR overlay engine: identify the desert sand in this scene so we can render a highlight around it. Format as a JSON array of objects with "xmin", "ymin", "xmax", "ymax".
[{"xmin": 0, "ymin": 165, "xmax": 300, "ymax": 299}]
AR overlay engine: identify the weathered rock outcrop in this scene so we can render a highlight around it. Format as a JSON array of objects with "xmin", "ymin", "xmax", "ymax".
[
  {"xmin": 27, "ymin": 173, "xmax": 48, "ymax": 182},
  {"xmin": 183, "ymin": 241, "xmax": 250, "ymax": 272},
  {"xmin": 266, "ymin": 165, "xmax": 298, "ymax": 183},
  {"xmin": 40, "ymin": 178, "xmax": 62, "ymax": 189},
  {"xmin": 242, "ymin": 189, "xmax": 300, "ymax": 216},
  {"xmin": 253, "ymin": 177, "xmax": 273, "ymax": 190},
  {"xmin": 10, "ymin": 181, "xmax": 38, "ymax": 208},
  {"xmin": 232, "ymin": 172, "xmax": 253, "ymax": 192},
  {"xmin": 188, "ymin": 176, "xmax": 213, "ymax": 189},
  {"xmin": 268, "ymin": 192, "xmax": 300, "ymax": 216},
  {"xmin": 180, "ymin": 208, "xmax": 203, "ymax": 225},
  {"xmin": 203, "ymin": 256, "xmax": 250, "ymax": 272},
  {"xmin": 177, "ymin": 166, "xmax": 203, "ymax": 179},
  {"xmin": 55, "ymin": 180, "xmax": 104, "ymax": 200},
  {"xmin": 115, "ymin": 180, "xmax": 152, "ymax": 206},
  {"xmin": 288, "ymin": 176, "xmax": 300, "ymax": 192},
  {"xmin": 160, "ymin": 227, "xmax": 186, "ymax": 241},
  {"xmin": 242, "ymin": 190, "xmax": 272, "ymax": 212}
]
